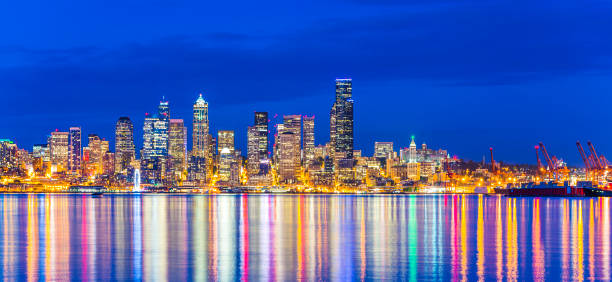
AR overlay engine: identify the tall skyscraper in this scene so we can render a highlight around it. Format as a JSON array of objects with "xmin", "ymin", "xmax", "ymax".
[
  {"xmin": 247, "ymin": 126, "xmax": 259, "ymax": 175},
  {"xmin": 86, "ymin": 134, "xmax": 108, "ymax": 174},
  {"xmin": 115, "ymin": 117, "xmax": 135, "ymax": 174},
  {"xmin": 48, "ymin": 131, "xmax": 69, "ymax": 170},
  {"xmin": 255, "ymin": 112, "xmax": 269, "ymax": 159},
  {"xmin": 283, "ymin": 115, "xmax": 302, "ymax": 168},
  {"xmin": 142, "ymin": 107, "xmax": 169, "ymax": 160},
  {"xmin": 68, "ymin": 127, "xmax": 82, "ymax": 175},
  {"xmin": 193, "ymin": 94, "xmax": 210, "ymax": 158},
  {"xmin": 247, "ymin": 112, "xmax": 269, "ymax": 176},
  {"xmin": 303, "ymin": 115, "xmax": 315, "ymax": 166},
  {"xmin": 408, "ymin": 136, "xmax": 417, "ymax": 163},
  {"xmin": 330, "ymin": 78, "xmax": 354, "ymax": 160},
  {"xmin": 168, "ymin": 119, "xmax": 187, "ymax": 177},
  {"xmin": 277, "ymin": 131, "xmax": 299, "ymax": 183},
  {"xmin": 218, "ymin": 130, "xmax": 235, "ymax": 183}
]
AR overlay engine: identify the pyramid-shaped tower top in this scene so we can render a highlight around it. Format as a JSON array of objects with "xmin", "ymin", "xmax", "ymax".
[
  {"xmin": 409, "ymin": 135, "xmax": 416, "ymax": 148},
  {"xmin": 194, "ymin": 93, "xmax": 207, "ymax": 106}
]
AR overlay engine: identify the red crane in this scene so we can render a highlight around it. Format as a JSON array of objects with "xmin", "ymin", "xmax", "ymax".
[
  {"xmin": 538, "ymin": 142, "xmax": 554, "ymax": 171},
  {"xmin": 535, "ymin": 145, "xmax": 542, "ymax": 170},
  {"xmin": 577, "ymin": 141, "xmax": 591, "ymax": 170},
  {"xmin": 587, "ymin": 141, "xmax": 603, "ymax": 170}
]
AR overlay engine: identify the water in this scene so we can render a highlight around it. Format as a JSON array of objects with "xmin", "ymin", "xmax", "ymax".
[{"xmin": 0, "ymin": 194, "xmax": 610, "ymax": 281}]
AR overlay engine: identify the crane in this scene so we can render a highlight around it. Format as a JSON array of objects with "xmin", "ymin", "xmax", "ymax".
[
  {"xmin": 539, "ymin": 142, "xmax": 556, "ymax": 179},
  {"xmin": 577, "ymin": 141, "xmax": 591, "ymax": 180},
  {"xmin": 587, "ymin": 141, "xmax": 603, "ymax": 170},
  {"xmin": 535, "ymin": 145, "xmax": 542, "ymax": 170}
]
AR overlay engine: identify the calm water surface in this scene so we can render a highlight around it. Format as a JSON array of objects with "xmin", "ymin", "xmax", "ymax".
[{"xmin": 0, "ymin": 194, "xmax": 610, "ymax": 281}]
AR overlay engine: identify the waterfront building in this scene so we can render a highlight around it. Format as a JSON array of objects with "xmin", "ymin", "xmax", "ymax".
[
  {"xmin": 217, "ymin": 130, "xmax": 235, "ymax": 183},
  {"xmin": 303, "ymin": 116, "xmax": 315, "ymax": 167},
  {"xmin": 115, "ymin": 117, "xmax": 135, "ymax": 174},
  {"xmin": 169, "ymin": 119, "xmax": 187, "ymax": 181},
  {"xmin": 408, "ymin": 136, "xmax": 417, "ymax": 163},
  {"xmin": 330, "ymin": 78, "xmax": 354, "ymax": 160},
  {"xmin": 48, "ymin": 131, "xmax": 69, "ymax": 171}
]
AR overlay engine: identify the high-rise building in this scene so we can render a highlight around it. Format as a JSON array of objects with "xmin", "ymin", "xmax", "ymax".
[
  {"xmin": 48, "ymin": 131, "xmax": 69, "ymax": 170},
  {"xmin": 86, "ymin": 134, "xmax": 108, "ymax": 175},
  {"xmin": 115, "ymin": 117, "xmax": 135, "ymax": 174},
  {"xmin": 330, "ymin": 78, "xmax": 354, "ymax": 160},
  {"xmin": 255, "ymin": 112, "xmax": 268, "ymax": 157},
  {"xmin": 283, "ymin": 115, "xmax": 302, "ymax": 172},
  {"xmin": 168, "ymin": 119, "xmax": 187, "ymax": 179},
  {"xmin": 408, "ymin": 136, "xmax": 417, "ymax": 163},
  {"xmin": 277, "ymin": 131, "xmax": 299, "ymax": 183},
  {"xmin": 193, "ymin": 94, "xmax": 210, "ymax": 158},
  {"xmin": 217, "ymin": 130, "xmax": 235, "ymax": 183},
  {"xmin": 0, "ymin": 139, "xmax": 18, "ymax": 170},
  {"xmin": 68, "ymin": 127, "xmax": 82, "ymax": 175},
  {"xmin": 247, "ymin": 126, "xmax": 259, "ymax": 175},
  {"xmin": 32, "ymin": 144, "xmax": 50, "ymax": 162},
  {"xmin": 217, "ymin": 131, "xmax": 235, "ymax": 156},
  {"xmin": 375, "ymin": 142, "xmax": 394, "ymax": 159},
  {"xmin": 303, "ymin": 116, "xmax": 315, "ymax": 166}
]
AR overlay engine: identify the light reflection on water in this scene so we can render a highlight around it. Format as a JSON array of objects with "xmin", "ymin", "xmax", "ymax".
[{"xmin": 0, "ymin": 194, "xmax": 610, "ymax": 280}]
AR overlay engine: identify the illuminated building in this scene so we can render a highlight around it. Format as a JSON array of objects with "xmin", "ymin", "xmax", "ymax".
[
  {"xmin": 408, "ymin": 136, "xmax": 417, "ymax": 163},
  {"xmin": 102, "ymin": 152, "xmax": 115, "ymax": 175},
  {"xmin": 283, "ymin": 114, "xmax": 302, "ymax": 165},
  {"xmin": 85, "ymin": 134, "xmax": 109, "ymax": 175},
  {"xmin": 247, "ymin": 112, "xmax": 269, "ymax": 176},
  {"xmin": 247, "ymin": 126, "xmax": 259, "ymax": 175},
  {"xmin": 277, "ymin": 131, "xmax": 299, "ymax": 183},
  {"xmin": 32, "ymin": 144, "xmax": 49, "ymax": 162},
  {"xmin": 313, "ymin": 145, "xmax": 328, "ymax": 160},
  {"xmin": 67, "ymin": 127, "xmax": 82, "ymax": 175},
  {"xmin": 219, "ymin": 148, "xmax": 233, "ymax": 183},
  {"xmin": 375, "ymin": 142, "xmax": 394, "ymax": 159},
  {"xmin": 330, "ymin": 78, "xmax": 354, "ymax": 160},
  {"xmin": 407, "ymin": 162, "xmax": 420, "ymax": 180},
  {"xmin": 48, "ymin": 131, "xmax": 69, "ymax": 171},
  {"xmin": 114, "ymin": 117, "xmax": 135, "ymax": 174},
  {"xmin": 217, "ymin": 131, "xmax": 235, "ymax": 156},
  {"xmin": 303, "ymin": 115, "xmax": 315, "ymax": 167},
  {"xmin": 192, "ymin": 94, "xmax": 210, "ymax": 158},
  {"xmin": 0, "ymin": 139, "xmax": 18, "ymax": 171},
  {"xmin": 168, "ymin": 119, "xmax": 187, "ymax": 181}
]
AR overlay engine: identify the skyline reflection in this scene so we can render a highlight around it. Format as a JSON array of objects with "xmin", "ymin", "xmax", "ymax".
[{"xmin": 0, "ymin": 194, "xmax": 610, "ymax": 280}]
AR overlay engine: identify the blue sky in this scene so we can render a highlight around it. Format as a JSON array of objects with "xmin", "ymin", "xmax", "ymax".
[{"xmin": 1, "ymin": 0, "xmax": 611, "ymax": 165}]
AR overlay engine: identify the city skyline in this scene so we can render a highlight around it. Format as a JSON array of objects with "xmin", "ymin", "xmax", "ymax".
[{"xmin": 2, "ymin": 1, "xmax": 611, "ymax": 165}]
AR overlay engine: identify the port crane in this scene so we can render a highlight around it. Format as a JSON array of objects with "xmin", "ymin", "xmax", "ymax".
[{"xmin": 577, "ymin": 140, "xmax": 610, "ymax": 183}]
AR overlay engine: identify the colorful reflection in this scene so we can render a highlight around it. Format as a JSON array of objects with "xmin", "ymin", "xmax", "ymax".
[{"xmin": 0, "ymin": 194, "xmax": 610, "ymax": 280}]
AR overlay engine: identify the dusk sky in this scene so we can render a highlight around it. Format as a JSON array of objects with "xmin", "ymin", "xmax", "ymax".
[{"xmin": 1, "ymin": 0, "xmax": 611, "ymax": 165}]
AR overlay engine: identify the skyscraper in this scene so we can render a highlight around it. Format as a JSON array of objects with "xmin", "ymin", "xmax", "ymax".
[
  {"xmin": 277, "ymin": 131, "xmax": 299, "ymax": 183},
  {"xmin": 303, "ymin": 116, "xmax": 315, "ymax": 167},
  {"xmin": 48, "ymin": 131, "xmax": 69, "ymax": 170},
  {"xmin": 218, "ymin": 130, "xmax": 235, "ymax": 183},
  {"xmin": 115, "ymin": 117, "xmax": 135, "ymax": 174},
  {"xmin": 192, "ymin": 94, "xmax": 210, "ymax": 158},
  {"xmin": 247, "ymin": 126, "xmax": 259, "ymax": 175},
  {"xmin": 255, "ymin": 112, "xmax": 268, "ymax": 160},
  {"xmin": 86, "ymin": 134, "xmax": 109, "ymax": 175},
  {"xmin": 169, "ymin": 119, "xmax": 187, "ymax": 178},
  {"xmin": 375, "ymin": 142, "xmax": 394, "ymax": 159},
  {"xmin": 68, "ymin": 127, "xmax": 82, "ymax": 175},
  {"xmin": 330, "ymin": 78, "xmax": 354, "ymax": 160}
]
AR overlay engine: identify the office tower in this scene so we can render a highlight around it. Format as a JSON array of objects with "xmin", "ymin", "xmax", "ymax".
[
  {"xmin": 143, "ymin": 115, "xmax": 169, "ymax": 159},
  {"xmin": 408, "ymin": 136, "xmax": 417, "ymax": 163},
  {"xmin": 375, "ymin": 142, "xmax": 394, "ymax": 159},
  {"xmin": 255, "ymin": 112, "xmax": 268, "ymax": 157},
  {"xmin": 32, "ymin": 144, "xmax": 50, "ymax": 162},
  {"xmin": 87, "ymin": 134, "xmax": 109, "ymax": 175},
  {"xmin": 115, "ymin": 117, "xmax": 135, "ymax": 174},
  {"xmin": 168, "ymin": 119, "xmax": 187, "ymax": 178},
  {"xmin": 277, "ymin": 131, "xmax": 298, "ymax": 183},
  {"xmin": 217, "ymin": 131, "xmax": 235, "ymax": 156},
  {"xmin": 48, "ymin": 131, "xmax": 69, "ymax": 170},
  {"xmin": 217, "ymin": 130, "xmax": 235, "ymax": 183},
  {"xmin": 157, "ymin": 98, "xmax": 170, "ymax": 153},
  {"xmin": 68, "ymin": 127, "xmax": 82, "ymax": 175},
  {"xmin": 283, "ymin": 115, "xmax": 302, "ymax": 172},
  {"xmin": 303, "ymin": 116, "xmax": 315, "ymax": 166},
  {"xmin": 193, "ymin": 94, "xmax": 210, "ymax": 158},
  {"xmin": 247, "ymin": 126, "xmax": 259, "ymax": 175},
  {"xmin": 0, "ymin": 139, "xmax": 17, "ymax": 170},
  {"xmin": 330, "ymin": 78, "xmax": 354, "ymax": 160}
]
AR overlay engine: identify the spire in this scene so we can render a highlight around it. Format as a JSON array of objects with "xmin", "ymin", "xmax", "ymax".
[
  {"xmin": 195, "ymin": 93, "xmax": 207, "ymax": 106},
  {"xmin": 409, "ymin": 135, "xmax": 416, "ymax": 148}
]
